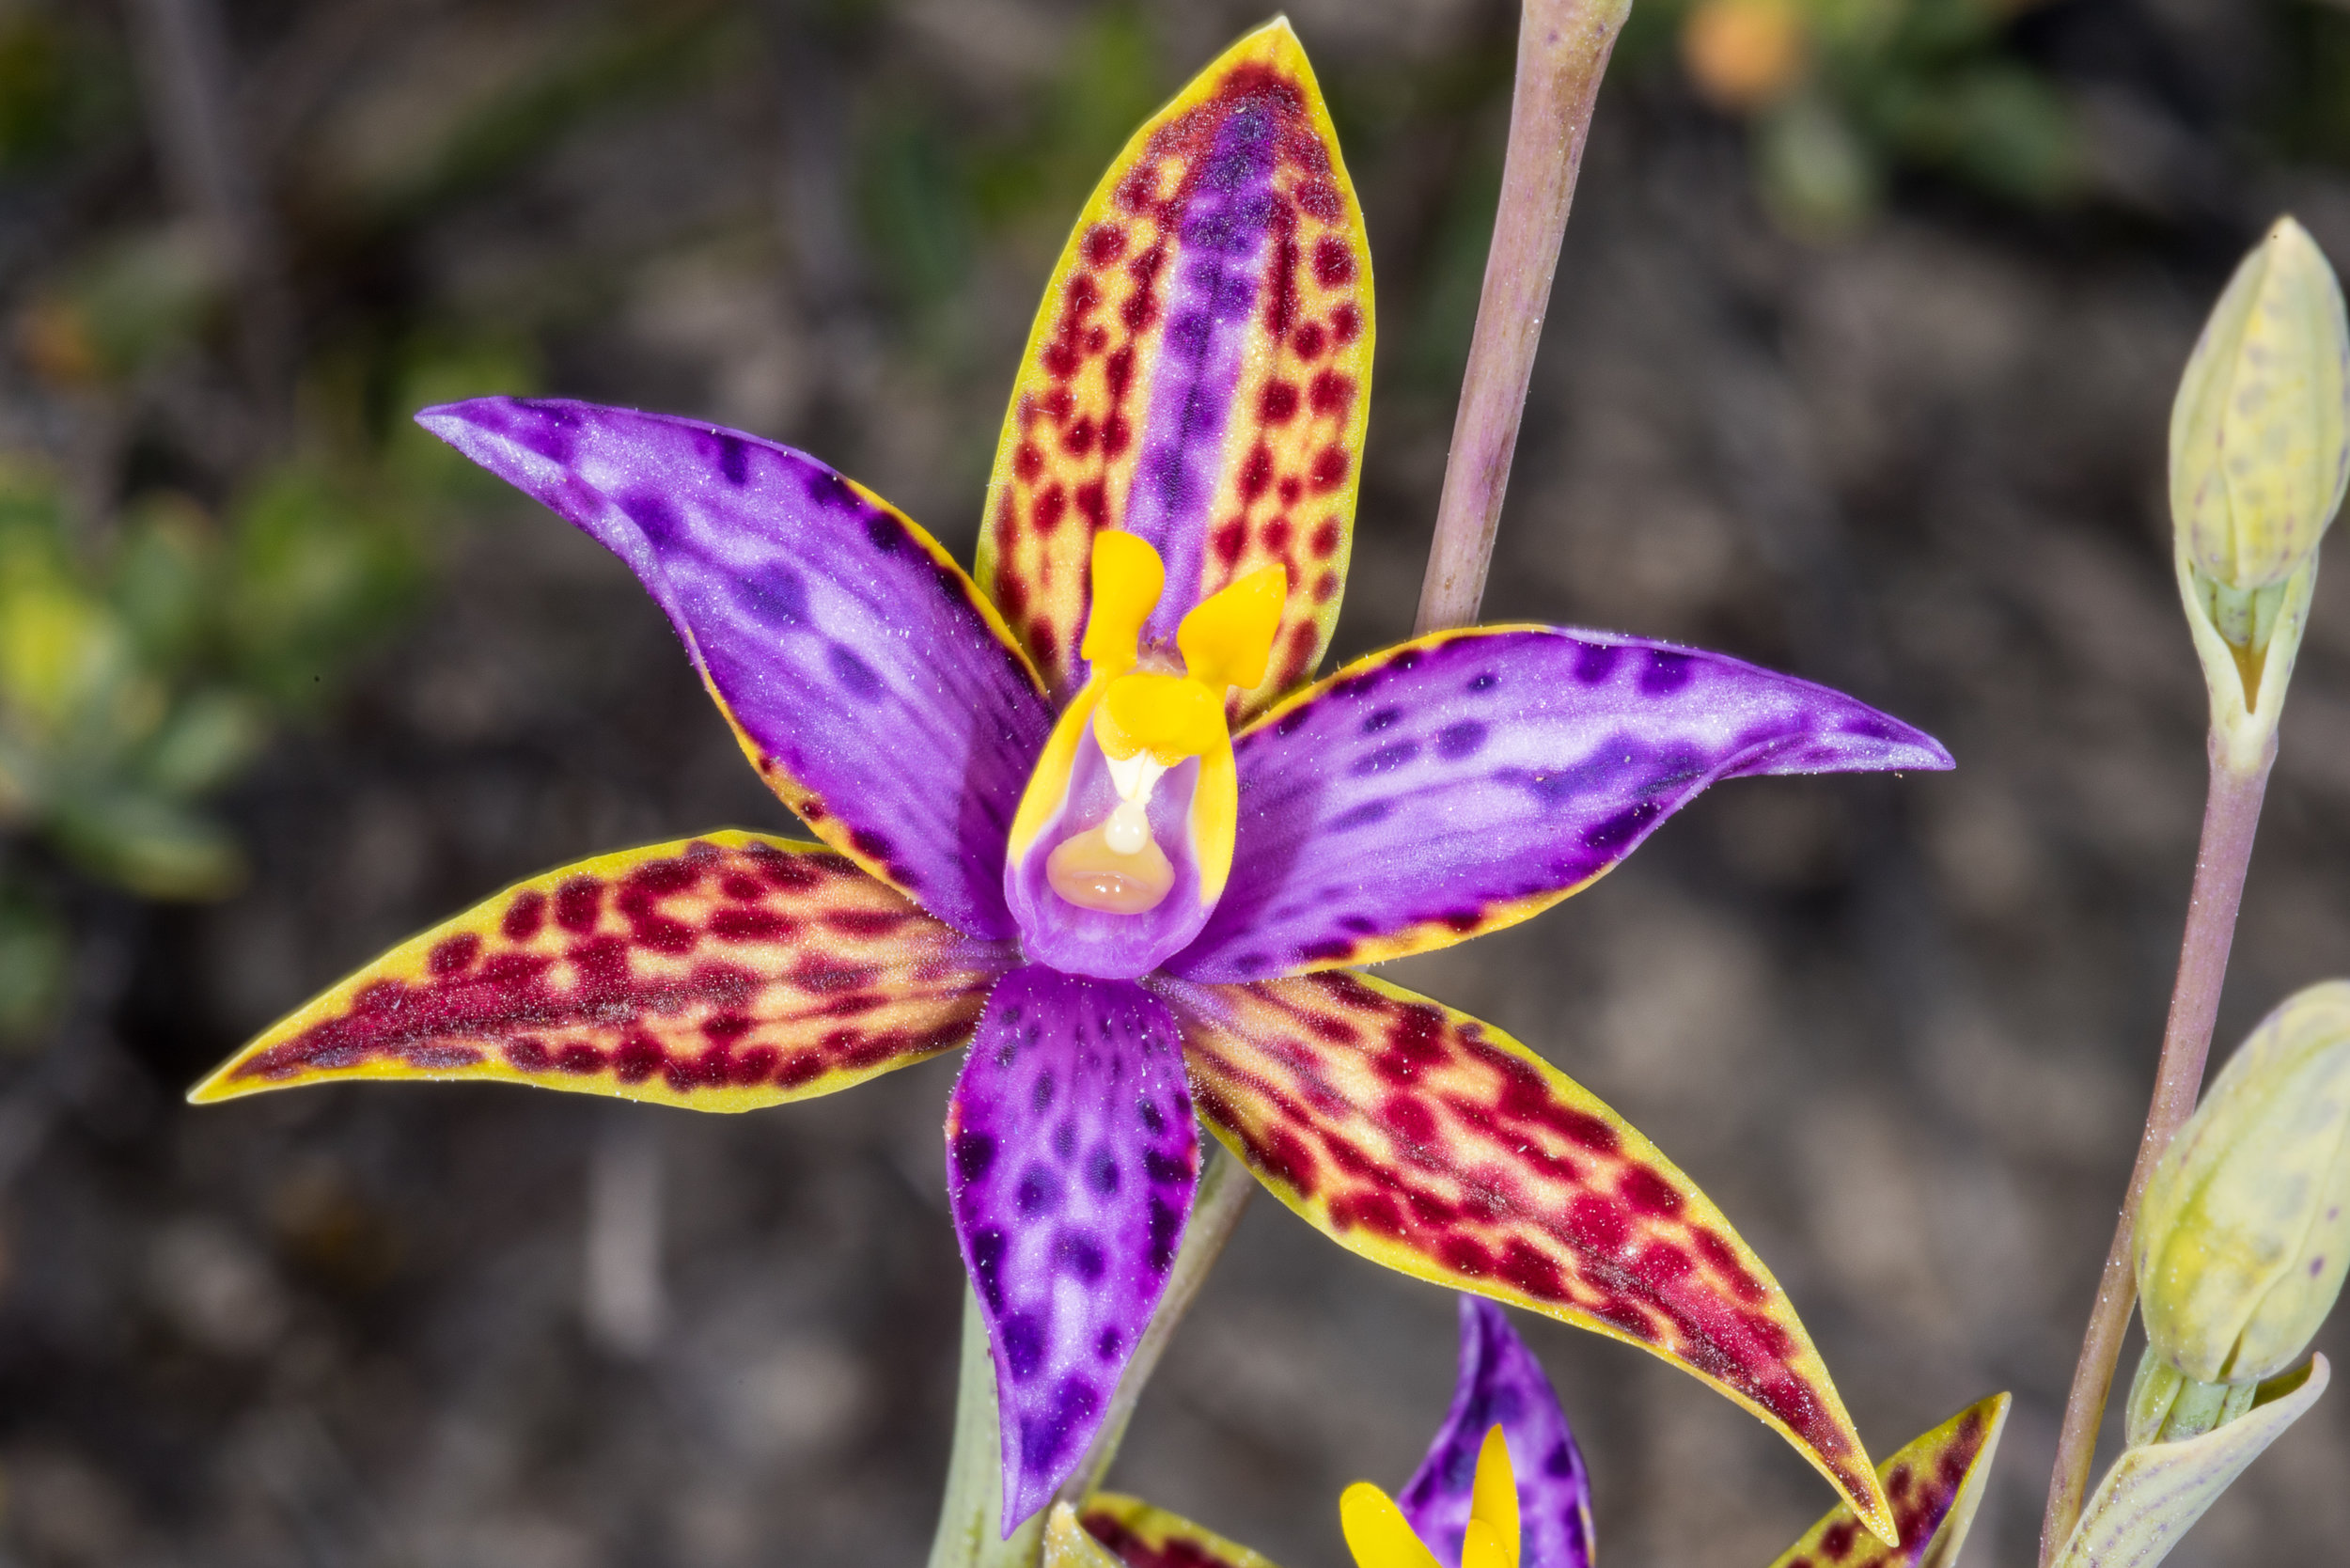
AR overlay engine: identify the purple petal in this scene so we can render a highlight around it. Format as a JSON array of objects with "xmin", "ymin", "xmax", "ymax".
[
  {"xmin": 948, "ymin": 965, "xmax": 1198, "ymax": 1529},
  {"xmin": 1168, "ymin": 628, "xmax": 1952, "ymax": 981},
  {"xmin": 1399, "ymin": 1297, "xmax": 1594, "ymax": 1568},
  {"xmin": 417, "ymin": 397, "xmax": 1056, "ymax": 940}
]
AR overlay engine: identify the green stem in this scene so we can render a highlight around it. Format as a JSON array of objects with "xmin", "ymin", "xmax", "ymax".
[
  {"xmin": 2038, "ymin": 739, "xmax": 2274, "ymax": 1565},
  {"xmin": 928, "ymin": 1286, "xmax": 1048, "ymax": 1568},
  {"xmin": 1414, "ymin": 0, "xmax": 1633, "ymax": 636}
]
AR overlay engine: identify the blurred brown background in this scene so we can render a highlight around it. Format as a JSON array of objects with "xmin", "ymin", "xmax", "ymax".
[{"xmin": 4, "ymin": 0, "xmax": 2350, "ymax": 1563}]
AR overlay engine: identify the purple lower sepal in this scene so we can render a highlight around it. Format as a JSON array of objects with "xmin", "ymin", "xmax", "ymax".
[{"xmin": 948, "ymin": 965, "xmax": 1199, "ymax": 1528}]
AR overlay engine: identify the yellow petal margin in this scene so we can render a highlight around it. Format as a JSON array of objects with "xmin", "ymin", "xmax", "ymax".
[
  {"xmin": 1768, "ymin": 1394, "xmax": 2010, "ymax": 1568},
  {"xmin": 1044, "ymin": 1505, "xmax": 1128, "ymax": 1568},
  {"xmin": 1074, "ymin": 1494, "xmax": 1286, "ymax": 1568},
  {"xmin": 976, "ymin": 18, "xmax": 1371, "ymax": 715},
  {"xmin": 190, "ymin": 833, "xmax": 1012, "ymax": 1111},
  {"xmin": 1156, "ymin": 970, "xmax": 1899, "ymax": 1545}
]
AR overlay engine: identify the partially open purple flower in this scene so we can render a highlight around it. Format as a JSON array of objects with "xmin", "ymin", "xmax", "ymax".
[
  {"xmin": 1070, "ymin": 1295, "xmax": 2009, "ymax": 1568},
  {"xmin": 194, "ymin": 20, "xmax": 1947, "ymax": 1538}
]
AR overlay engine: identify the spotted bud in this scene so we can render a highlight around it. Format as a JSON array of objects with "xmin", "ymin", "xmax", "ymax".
[
  {"xmin": 2173, "ymin": 217, "xmax": 2349, "ymax": 594},
  {"xmin": 2137, "ymin": 980, "xmax": 2350, "ymax": 1387},
  {"xmin": 2170, "ymin": 218, "xmax": 2350, "ymax": 768}
]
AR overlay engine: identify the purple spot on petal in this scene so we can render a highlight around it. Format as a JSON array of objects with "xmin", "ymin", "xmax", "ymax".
[
  {"xmin": 1573, "ymin": 644, "xmax": 1621, "ymax": 684},
  {"xmin": 733, "ymin": 562, "xmax": 807, "ymax": 629},
  {"xmin": 1435, "ymin": 720, "xmax": 1488, "ymax": 760},
  {"xmin": 1639, "ymin": 651, "xmax": 1694, "ymax": 695},
  {"xmin": 953, "ymin": 1132, "xmax": 996, "ymax": 1184},
  {"xmin": 1056, "ymin": 1232, "xmax": 1107, "ymax": 1281},
  {"xmin": 1003, "ymin": 1312, "xmax": 1047, "ymax": 1381},
  {"xmin": 619, "ymin": 491, "xmax": 681, "ymax": 546},
  {"xmin": 1147, "ymin": 1197, "xmax": 1183, "ymax": 1273},
  {"xmin": 970, "ymin": 1226, "xmax": 1008, "ymax": 1312},
  {"xmin": 829, "ymin": 643, "xmax": 885, "ymax": 699},
  {"xmin": 1351, "ymin": 741, "xmax": 1420, "ymax": 776},
  {"xmin": 1586, "ymin": 802, "xmax": 1662, "ymax": 854},
  {"xmin": 515, "ymin": 415, "xmax": 576, "ymax": 464}
]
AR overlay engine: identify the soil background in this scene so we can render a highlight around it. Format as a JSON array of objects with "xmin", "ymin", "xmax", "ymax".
[{"xmin": 7, "ymin": 0, "xmax": 2350, "ymax": 1564}]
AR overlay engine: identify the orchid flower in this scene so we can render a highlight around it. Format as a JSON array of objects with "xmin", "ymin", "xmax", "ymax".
[
  {"xmin": 191, "ymin": 20, "xmax": 1950, "ymax": 1535},
  {"xmin": 1053, "ymin": 1296, "xmax": 2010, "ymax": 1568}
]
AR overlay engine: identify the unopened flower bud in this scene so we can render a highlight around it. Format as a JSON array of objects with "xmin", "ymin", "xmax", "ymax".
[
  {"xmin": 2171, "ymin": 217, "xmax": 2348, "ymax": 597},
  {"xmin": 2138, "ymin": 980, "xmax": 2350, "ymax": 1386},
  {"xmin": 2169, "ymin": 217, "xmax": 2349, "ymax": 767}
]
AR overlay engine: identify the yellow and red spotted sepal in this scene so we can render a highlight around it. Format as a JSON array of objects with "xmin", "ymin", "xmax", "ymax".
[
  {"xmin": 977, "ymin": 19, "xmax": 1371, "ymax": 714},
  {"xmin": 1152, "ymin": 969, "xmax": 1900, "ymax": 1544},
  {"xmin": 1766, "ymin": 1394, "xmax": 2010, "ymax": 1568},
  {"xmin": 191, "ymin": 833, "xmax": 1014, "ymax": 1111},
  {"xmin": 1071, "ymin": 1495, "xmax": 1285, "ymax": 1568}
]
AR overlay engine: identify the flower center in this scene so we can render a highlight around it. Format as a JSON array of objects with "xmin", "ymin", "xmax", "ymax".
[{"xmin": 1040, "ymin": 530, "xmax": 1284, "ymax": 915}]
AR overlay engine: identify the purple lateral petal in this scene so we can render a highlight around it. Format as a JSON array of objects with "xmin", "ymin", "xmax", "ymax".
[
  {"xmin": 948, "ymin": 965, "xmax": 1199, "ymax": 1529},
  {"xmin": 417, "ymin": 397, "xmax": 1055, "ymax": 940},
  {"xmin": 1399, "ymin": 1297, "xmax": 1594, "ymax": 1568},
  {"xmin": 1168, "ymin": 627, "xmax": 1951, "ymax": 981}
]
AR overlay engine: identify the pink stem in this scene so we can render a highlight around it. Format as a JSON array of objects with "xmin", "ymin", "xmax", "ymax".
[
  {"xmin": 1414, "ymin": 0, "xmax": 1631, "ymax": 635},
  {"xmin": 2039, "ymin": 740, "xmax": 2275, "ymax": 1564}
]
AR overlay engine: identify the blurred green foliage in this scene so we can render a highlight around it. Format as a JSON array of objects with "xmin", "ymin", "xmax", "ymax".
[
  {"xmin": 2276, "ymin": 1, "xmax": 2350, "ymax": 168},
  {"xmin": 854, "ymin": 7, "xmax": 1165, "ymax": 356},
  {"xmin": 0, "ymin": 379, "xmax": 525, "ymax": 1044},
  {"xmin": 5, "ymin": 233, "xmax": 534, "ymax": 1046},
  {"xmin": 0, "ymin": 0, "xmax": 562, "ymax": 1049},
  {"xmin": 0, "ymin": 0, "xmax": 134, "ymax": 174},
  {"xmin": 1625, "ymin": 0, "xmax": 2079, "ymax": 234}
]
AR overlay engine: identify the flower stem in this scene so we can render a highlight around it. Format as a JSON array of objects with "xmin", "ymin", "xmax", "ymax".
[
  {"xmin": 929, "ymin": 1284, "xmax": 1048, "ymax": 1568},
  {"xmin": 1414, "ymin": 0, "xmax": 1632, "ymax": 637},
  {"xmin": 1055, "ymin": 1144, "xmax": 1254, "ymax": 1509},
  {"xmin": 2038, "ymin": 738, "xmax": 2275, "ymax": 1565}
]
